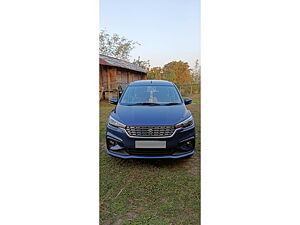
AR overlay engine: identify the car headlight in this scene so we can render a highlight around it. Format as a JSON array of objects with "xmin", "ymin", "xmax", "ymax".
[
  {"xmin": 175, "ymin": 115, "xmax": 194, "ymax": 129},
  {"xmin": 108, "ymin": 116, "xmax": 126, "ymax": 129}
]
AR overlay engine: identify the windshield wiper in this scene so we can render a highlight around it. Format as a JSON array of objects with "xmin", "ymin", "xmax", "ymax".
[
  {"xmin": 162, "ymin": 102, "xmax": 180, "ymax": 106},
  {"xmin": 128, "ymin": 102, "xmax": 161, "ymax": 106}
]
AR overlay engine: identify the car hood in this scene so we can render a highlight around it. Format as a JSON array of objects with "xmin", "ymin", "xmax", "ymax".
[{"xmin": 112, "ymin": 104, "xmax": 191, "ymax": 126}]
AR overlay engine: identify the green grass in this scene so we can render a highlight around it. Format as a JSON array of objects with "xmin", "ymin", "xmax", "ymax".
[{"xmin": 100, "ymin": 97, "xmax": 201, "ymax": 225}]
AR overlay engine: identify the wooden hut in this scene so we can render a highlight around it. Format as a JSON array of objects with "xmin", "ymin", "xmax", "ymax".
[{"xmin": 99, "ymin": 54, "xmax": 147, "ymax": 100}]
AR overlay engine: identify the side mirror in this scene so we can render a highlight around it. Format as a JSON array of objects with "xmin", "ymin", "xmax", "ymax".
[
  {"xmin": 109, "ymin": 97, "xmax": 118, "ymax": 105},
  {"xmin": 184, "ymin": 97, "xmax": 192, "ymax": 105}
]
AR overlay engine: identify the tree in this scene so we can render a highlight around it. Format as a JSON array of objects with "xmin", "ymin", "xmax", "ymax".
[
  {"xmin": 132, "ymin": 56, "xmax": 150, "ymax": 70},
  {"xmin": 99, "ymin": 29, "xmax": 140, "ymax": 61},
  {"xmin": 163, "ymin": 61, "xmax": 192, "ymax": 85},
  {"xmin": 192, "ymin": 59, "xmax": 201, "ymax": 83},
  {"xmin": 147, "ymin": 67, "xmax": 163, "ymax": 80}
]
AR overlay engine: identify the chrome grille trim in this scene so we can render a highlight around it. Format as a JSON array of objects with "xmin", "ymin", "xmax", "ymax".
[{"xmin": 125, "ymin": 125, "xmax": 176, "ymax": 138}]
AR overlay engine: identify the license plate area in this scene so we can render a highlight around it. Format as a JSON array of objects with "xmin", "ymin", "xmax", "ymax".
[{"xmin": 135, "ymin": 141, "xmax": 166, "ymax": 149}]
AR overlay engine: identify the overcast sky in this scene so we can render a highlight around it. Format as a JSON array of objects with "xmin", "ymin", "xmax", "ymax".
[{"xmin": 100, "ymin": 0, "xmax": 200, "ymax": 67}]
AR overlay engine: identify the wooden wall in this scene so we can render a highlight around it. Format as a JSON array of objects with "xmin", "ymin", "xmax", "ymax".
[{"xmin": 100, "ymin": 66, "xmax": 146, "ymax": 92}]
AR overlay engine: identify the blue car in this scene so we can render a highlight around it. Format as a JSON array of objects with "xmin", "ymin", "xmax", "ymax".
[{"xmin": 106, "ymin": 80, "xmax": 195, "ymax": 159}]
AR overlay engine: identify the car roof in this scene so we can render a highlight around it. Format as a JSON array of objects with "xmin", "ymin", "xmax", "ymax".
[{"xmin": 129, "ymin": 80, "xmax": 174, "ymax": 86}]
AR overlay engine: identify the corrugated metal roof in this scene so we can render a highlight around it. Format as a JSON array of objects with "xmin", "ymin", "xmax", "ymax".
[{"xmin": 99, "ymin": 54, "xmax": 147, "ymax": 73}]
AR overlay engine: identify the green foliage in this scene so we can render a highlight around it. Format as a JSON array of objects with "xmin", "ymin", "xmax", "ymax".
[
  {"xmin": 147, "ymin": 67, "xmax": 163, "ymax": 80},
  {"xmin": 132, "ymin": 56, "xmax": 150, "ymax": 70}
]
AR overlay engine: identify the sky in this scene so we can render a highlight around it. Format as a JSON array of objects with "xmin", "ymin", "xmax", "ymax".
[{"xmin": 100, "ymin": 0, "xmax": 200, "ymax": 67}]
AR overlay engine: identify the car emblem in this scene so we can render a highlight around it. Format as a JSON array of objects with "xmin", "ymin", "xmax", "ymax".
[{"xmin": 148, "ymin": 128, "xmax": 153, "ymax": 133}]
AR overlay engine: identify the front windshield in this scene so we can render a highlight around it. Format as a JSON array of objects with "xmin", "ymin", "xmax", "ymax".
[{"xmin": 120, "ymin": 85, "xmax": 182, "ymax": 105}]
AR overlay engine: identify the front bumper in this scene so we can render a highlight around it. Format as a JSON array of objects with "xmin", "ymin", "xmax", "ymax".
[{"xmin": 106, "ymin": 124, "xmax": 195, "ymax": 159}]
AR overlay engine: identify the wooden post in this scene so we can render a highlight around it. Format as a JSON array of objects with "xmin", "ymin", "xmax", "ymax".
[
  {"xmin": 100, "ymin": 86, "xmax": 105, "ymax": 100},
  {"xmin": 190, "ymin": 84, "xmax": 193, "ymax": 95},
  {"xmin": 108, "ymin": 69, "xmax": 112, "ymax": 100},
  {"xmin": 112, "ymin": 68, "xmax": 117, "ymax": 96}
]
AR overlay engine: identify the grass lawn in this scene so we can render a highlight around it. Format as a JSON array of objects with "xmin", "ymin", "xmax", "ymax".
[{"xmin": 100, "ymin": 96, "xmax": 201, "ymax": 225}]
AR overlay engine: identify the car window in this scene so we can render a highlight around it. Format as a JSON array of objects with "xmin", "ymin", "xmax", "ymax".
[{"xmin": 120, "ymin": 85, "xmax": 182, "ymax": 105}]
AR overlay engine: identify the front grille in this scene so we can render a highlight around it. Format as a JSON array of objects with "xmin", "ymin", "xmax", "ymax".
[{"xmin": 125, "ymin": 125, "xmax": 175, "ymax": 137}]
